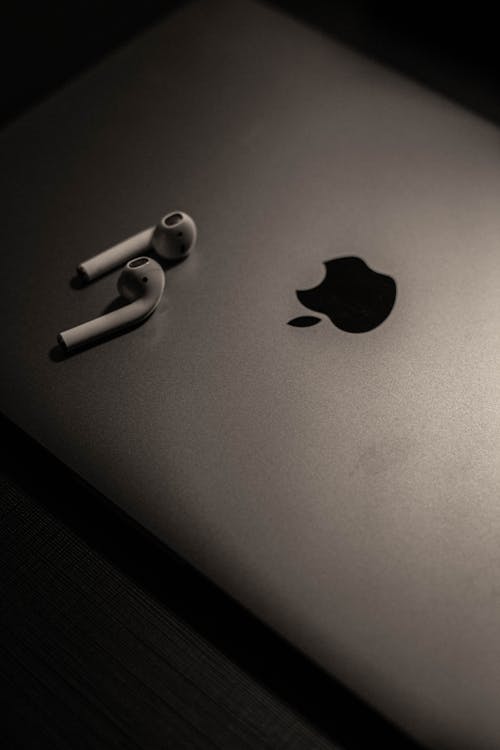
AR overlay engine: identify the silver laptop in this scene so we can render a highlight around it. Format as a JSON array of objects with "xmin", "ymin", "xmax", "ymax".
[{"xmin": 2, "ymin": 1, "xmax": 500, "ymax": 747}]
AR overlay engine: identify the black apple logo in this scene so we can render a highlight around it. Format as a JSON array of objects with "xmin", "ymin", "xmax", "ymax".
[{"xmin": 289, "ymin": 256, "xmax": 396, "ymax": 333}]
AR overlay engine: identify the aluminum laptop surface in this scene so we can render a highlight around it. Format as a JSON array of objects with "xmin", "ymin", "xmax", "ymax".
[{"xmin": 1, "ymin": 1, "xmax": 500, "ymax": 747}]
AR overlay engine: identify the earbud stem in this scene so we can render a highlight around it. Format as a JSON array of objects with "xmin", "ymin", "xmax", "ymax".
[
  {"xmin": 77, "ymin": 227, "xmax": 155, "ymax": 282},
  {"xmin": 58, "ymin": 298, "xmax": 154, "ymax": 352}
]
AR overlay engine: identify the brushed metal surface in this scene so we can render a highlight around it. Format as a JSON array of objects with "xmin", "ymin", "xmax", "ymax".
[{"xmin": 2, "ymin": 1, "xmax": 500, "ymax": 747}]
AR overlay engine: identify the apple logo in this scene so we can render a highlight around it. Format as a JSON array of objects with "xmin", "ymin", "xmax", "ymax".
[{"xmin": 288, "ymin": 256, "xmax": 396, "ymax": 332}]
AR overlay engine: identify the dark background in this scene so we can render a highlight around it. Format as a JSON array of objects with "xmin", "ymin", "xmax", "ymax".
[
  {"xmin": 2, "ymin": 1, "xmax": 500, "ymax": 129},
  {"xmin": 1, "ymin": 2, "xmax": 498, "ymax": 748}
]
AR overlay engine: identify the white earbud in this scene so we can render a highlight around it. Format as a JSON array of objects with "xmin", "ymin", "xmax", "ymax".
[
  {"xmin": 58, "ymin": 257, "xmax": 165, "ymax": 352},
  {"xmin": 77, "ymin": 211, "xmax": 197, "ymax": 282}
]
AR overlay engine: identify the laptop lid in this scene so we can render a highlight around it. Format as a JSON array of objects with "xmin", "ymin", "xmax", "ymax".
[{"xmin": 2, "ymin": 1, "xmax": 500, "ymax": 747}]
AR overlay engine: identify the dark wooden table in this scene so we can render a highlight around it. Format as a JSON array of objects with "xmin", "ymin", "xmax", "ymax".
[{"xmin": 0, "ymin": 416, "xmax": 420, "ymax": 749}]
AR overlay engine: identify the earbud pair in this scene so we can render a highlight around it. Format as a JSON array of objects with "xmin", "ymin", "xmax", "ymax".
[{"xmin": 58, "ymin": 212, "xmax": 197, "ymax": 352}]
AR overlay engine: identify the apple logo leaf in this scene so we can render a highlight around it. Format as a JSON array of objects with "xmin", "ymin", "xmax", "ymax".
[{"xmin": 288, "ymin": 315, "xmax": 322, "ymax": 327}]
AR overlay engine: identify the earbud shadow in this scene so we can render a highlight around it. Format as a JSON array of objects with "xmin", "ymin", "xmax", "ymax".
[
  {"xmin": 49, "ymin": 345, "xmax": 68, "ymax": 362},
  {"xmin": 70, "ymin": 274, "xmax": 86, "ymax": 290},
  {"xmin": 159, "ymin": 256, "xmax": 185, "ymax": 272}
]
